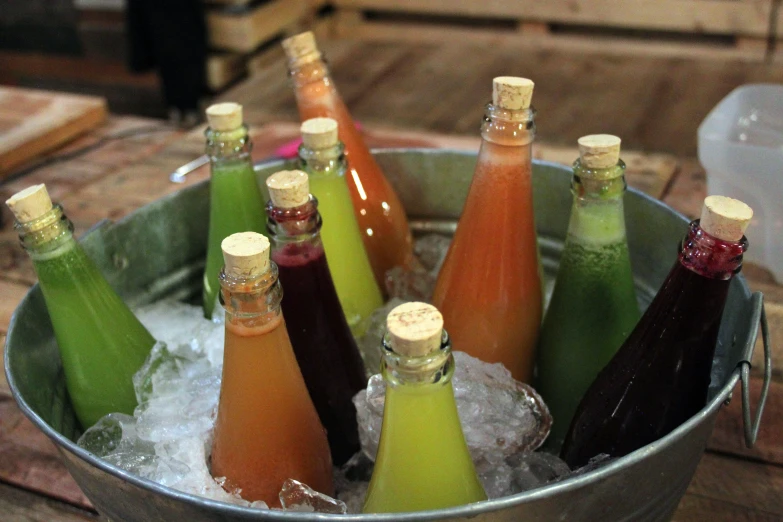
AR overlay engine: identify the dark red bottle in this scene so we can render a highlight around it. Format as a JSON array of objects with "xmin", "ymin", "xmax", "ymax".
[
  {"xmin": 561, "ymin": 196, "xmax": 753, "ymax": 469},
  {"xmin": 265, "ymin": 169, "xmax": 368, "ymax": 465}
]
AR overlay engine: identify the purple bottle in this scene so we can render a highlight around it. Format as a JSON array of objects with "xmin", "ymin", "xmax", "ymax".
[{"xmin": 265, "ymin": 169, "xmax": 368, "ymax": 465}]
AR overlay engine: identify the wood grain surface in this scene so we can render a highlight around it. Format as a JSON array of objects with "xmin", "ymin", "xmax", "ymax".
[{"xmin": 0, "ymin": 88, "xmax": 108, "ymax": 178}]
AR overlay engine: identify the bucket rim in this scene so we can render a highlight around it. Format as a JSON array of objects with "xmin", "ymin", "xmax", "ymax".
[{"xmin": 3, "ymin": 152, "xmax": 744, "ymax": 520}]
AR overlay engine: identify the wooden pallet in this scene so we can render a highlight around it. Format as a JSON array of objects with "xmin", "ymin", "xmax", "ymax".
[
  {"xmin": 327, "ymin": 0, "xmax": 776, "ymax": 61},
  {"xmin": 206, "ymin": 0, "xmax": 317, "ymax": 53}
]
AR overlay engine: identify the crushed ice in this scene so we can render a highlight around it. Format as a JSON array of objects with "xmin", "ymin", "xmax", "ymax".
[{"xmin": 76, "ymin": 234, "xmax": 610, "ymax": 514}]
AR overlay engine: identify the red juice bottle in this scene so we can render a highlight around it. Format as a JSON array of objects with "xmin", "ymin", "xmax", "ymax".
[
  {"xmin": 265, "ymin": 169, "xmax": 368, "ymax": 465},
  {"xmin": 561, "ymin": 196, "xmax": 753, "ymax": 468},
  {"xmin": 433, "ymin": 77, "xmax": 541, "ymax": 383}
]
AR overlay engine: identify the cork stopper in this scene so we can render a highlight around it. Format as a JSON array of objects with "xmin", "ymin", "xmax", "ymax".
[
  {"xmin": 221, "ymin": 232, "xmax": 271, "ymax": 278},
  {"xmin": 266, "ymin": 170, "xmax": 310, "ymax": 209},
  {"xmin": 281, "ymin": 31, "xmax": 322, "ymax": 66},
  {"xmin": 206, "ymin": 102, "xmax": 243, "ymax": 131},
  {"xmin": 700, "ymin": 195, "xmax": 753, "ymax": 242},
  {"xmin": 492, "ymin": 77, "xmax": 534, "ymax": 111},
  {"xmin": 578, "ymin": 134, "xmax": 622, "ymax": 169},
  {"xmin": 301, "ymin": 117, "xmax": 339, "ymax": 149},
  {"xmin": 5, "ymin": 184, "xmax": 53, "ymax": 224},
  {"xmin": 386, "ymin": 302, "xmax": 444, "ymax": 357}
]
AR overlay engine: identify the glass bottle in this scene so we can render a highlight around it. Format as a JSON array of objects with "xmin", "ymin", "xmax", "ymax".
[
  {"xmin": 561, "ymin": 196, "xmax": 753, "ymax": 468},
  {"xmin": 535, "ymin": 135, "xmax": 641, "ymax": 449},
  {"xmin": 296, "ymin": 117, "xmax": 383, "ymax": 335},
  {"xmin": 363, "ymin": 302, "xmax": 487, "ymax": 513},
  {"xmin": 210, "ymin": 231, "xmax": 333, "ymax": 505},
  {"xmin": 265, "ymin": 169, "xmax": 368, "ymax": 465},
  {"xmin": 433, "ymin": 76, "xmax": 542, "ymax": 383},
  {"xmin": 201, "ymin": 102, "xmax": 266, "ymax": 319},
  {"xmin": 282, "ymin": 31, "xmax": 413, "ymax": 288},
  {"xmin": 5, "ymin": 184, "xmax": 155, "ymax": 429}
]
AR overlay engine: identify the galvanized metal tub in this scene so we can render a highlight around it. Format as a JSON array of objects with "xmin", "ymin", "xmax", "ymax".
[{"xmin": 5, "ymin": 150, "xmax": 771, "ymax": 522}]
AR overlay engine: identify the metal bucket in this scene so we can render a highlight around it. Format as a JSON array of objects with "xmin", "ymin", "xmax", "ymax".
[{"xmin": 5, "ymin": 150, "xmax": 771, "ymax": 522}]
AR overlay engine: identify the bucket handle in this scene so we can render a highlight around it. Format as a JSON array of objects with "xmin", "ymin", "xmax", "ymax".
[{"xmin": 739, "ymin": 292, "xmax": 772, "ymax": 448}]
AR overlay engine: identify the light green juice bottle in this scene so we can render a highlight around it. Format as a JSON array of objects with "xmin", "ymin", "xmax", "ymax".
[
  {"xmin": 298, "ymin": 118, "xmax": 383, "ymax": 336},
  {"xmin": 202, "ymin": 103, "xmax": 267, "ymax": 318},
  {"xmin": 363, "ymin": 302, "xmax": 487, "ymax": 513},
  {"xmin": 535, "ymin": 135, "xmax": 640, "ymax": 449},
  {"xmin": 6, "ymin": 184, "xmax": 155, "ymax": 429}
]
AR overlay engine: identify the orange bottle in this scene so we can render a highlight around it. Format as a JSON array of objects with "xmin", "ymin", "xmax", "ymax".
[
  {"xmin": 432, "ymin": 77, "xmax": 542, "ymax": 383},
  {"xmin": 282, "ymin": 32, "xmax": 413, "ymax": 287},
  {"xmin": 210, "ymin": 232, "xmax": 334, "ymax": 506}
]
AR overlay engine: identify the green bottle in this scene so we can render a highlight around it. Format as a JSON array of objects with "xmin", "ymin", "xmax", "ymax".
[
  {"xmin": 363, "ymin": 302, "xmax": 487, "ymax": 513},
  {"xmin": 6, "ymin": 184, "xmax": 155, "ymax": 429},
  {"xmin": 201, "ymin": 102, "xmax": 267, "ymax": 318},
  {"xmin": 297, "ymin": 117, "xmax": 383, "ymax": 336},
  {"xmin": 535, "ymin": 135, "xmax": 640, "ymax": 449}
]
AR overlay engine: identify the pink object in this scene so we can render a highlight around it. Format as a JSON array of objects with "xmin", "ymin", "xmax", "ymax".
[{"xmin": 274, "ymin": 121, "xmax": 364, "ymax": 159}]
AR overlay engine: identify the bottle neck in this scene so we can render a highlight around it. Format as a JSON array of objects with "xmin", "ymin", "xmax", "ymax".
[
  {"xmin": 381, "ymin": 331, "xmax": 454, "ymax": 388},
  {"xmin": 571, "ymin": 158, "xmax": 627, "ymax": 201},
  {"xmin": 480, "ymin": 103, "xmax": 536, "ymax": 146},
  {"xmin": 297, "ymin": 143, "xmax": 346, "ymax": 177},
  {"xmin": 288, "ymin": 57, "xmax": 332, "ymax": 90},
  {"xmin": 219, "ymin": 263, "xmax": 283, "ymax": 330},
  {"xmin": 15, "ymin": 205, "xmax": 75, "ymax": 260},
  {"xmin": 679, "ymin": 220, "xmax": 747, "ymax": 280},
  {"xmin": 205, "ymin": 125, "xmax": 253, "ymax": 166},
  {"xmin": 266, "ymin": 197, "xmax": 322, "ymax": 248}
]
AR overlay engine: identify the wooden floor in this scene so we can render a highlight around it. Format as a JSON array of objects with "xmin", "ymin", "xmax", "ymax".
[{"xmin": 0, "ymin": 37, "xmax": 782, "ymax": 521}]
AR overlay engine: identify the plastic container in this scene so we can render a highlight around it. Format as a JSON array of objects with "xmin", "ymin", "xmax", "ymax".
[
  {"xmin": 5, "ymin": 150, "xmax": 771, "ymax": 522},
  {"xmin": 698, "ymin": 84, "xmax": 783, "ymax": 281}
]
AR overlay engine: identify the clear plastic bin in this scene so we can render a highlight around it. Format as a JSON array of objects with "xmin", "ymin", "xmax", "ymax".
[{"xmin": 698, "ymin": 84, "xmax": 783, "ymax": 281}]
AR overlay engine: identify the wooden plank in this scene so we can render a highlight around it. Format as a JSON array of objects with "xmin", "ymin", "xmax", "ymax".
[
  {"xmin": 1, "ymin": 335, "xmax": 8, "ymax": 396},
  {"xmin": 333, "ymin": 0, "xmax": 773, "ymax": 37},
  {"xmin": 325, "ymin": 17, "xmax": 769, "ymax": 62},
  {"xmin": 0, "ymin": 482, "xmax": 96, "ymax": 522},
  {"xmin": 0, "ymin": 87, "xmax": 108, "ymax": 177},
  {"xmin": 709, "ymin": 377, "xmax": 783, "ymax": 465},
  {"xmin": 0, "ymin": 279, "xmax": 30, "ymax": 334},
  {"xmin": 206, "ymin": 0, "xmax": 311, "ymax": 52},
  {"xmin": 0, "ymin": 396, "xmax": 93, "ymax": 509},
  {"xmin": 685, "ymin": 452, "xmax": 783, "ymax": 516},
  {"xmin": 206, "ymin": 53, "xmax": 248, "ymax": 92},
  {"xmin": 674, "ymin": 492, "xmax": 783, "ymax": 521}
]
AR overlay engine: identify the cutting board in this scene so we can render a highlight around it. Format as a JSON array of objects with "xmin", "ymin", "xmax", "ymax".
[{"xmin": 0, "ymin": 87, "xmax": 108, "ymax": 178}]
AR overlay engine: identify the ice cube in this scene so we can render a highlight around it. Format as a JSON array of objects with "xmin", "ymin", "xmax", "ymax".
[
  {"xmin": 508, "ymin": 451, "xmax": 571, "ymax": 493},
  {"xmin": 354, "ymin": 297, "xmax": 409, "ymax": 376},
  {"xmin": 385, "ymin": 265, "xmax": 437, "ymax": 302},
  {"xmin": 279, "ymin": 479, "xmax": 347, "ymax": 514},
  {"xmin": 77, "ymin": 413, "xmax": 136, "ymax": 456},
  {"xmin": 333, "ymin": 452, "xmax": 373, "ymax": 514},
  {"xmin": 354, "ymin": 351, "xmax": 553, "ymax": 479},
  {"xmin": 414, "ymin": 234, "xmax": 451, "ymax": 273}
]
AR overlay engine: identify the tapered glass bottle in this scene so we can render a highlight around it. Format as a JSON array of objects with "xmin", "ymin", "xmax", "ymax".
[
  {"xmin": 536, "ymin": 135, "xmax": 640, "ymax": 449},
  {"xmin": 202, "ymin": 103, "xmax": 266, "ymax": 318},
  {"xmin": 433, "ymin": 77, "xmax": 542, "ymax": 382},
  {"xmin": 282, "ymin": 31, "xmax": 413, "ymax": 288},
  {"xmin": 363, "ymin": 302, "xmax": 487, "ymax": 513},
  {"xmin": 265, "ymin": 170, "xmax": 368, "ymax": 465},
  {"xmin": 561, "ymin": 196, "xmax": 753, "ymax": 468},
  {"xmin": 296, "ymin": 117, "xmax": 383, "ymax": 335},
  {"xmin": 6, "ymin": 184, "xmax": 155, "ymax": 429},
  {"xmin": 210, "ymin": 232, "xmax": 333, "ymax": 505}
]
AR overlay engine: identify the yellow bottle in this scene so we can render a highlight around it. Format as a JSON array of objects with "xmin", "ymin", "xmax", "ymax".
[
  {"xmin": 297, "ymin": 117, "xmax": 383, "ymax": 336},
  {"xmin": 363, "ymin": 302, "xmax": 487, "ymax": 513}
]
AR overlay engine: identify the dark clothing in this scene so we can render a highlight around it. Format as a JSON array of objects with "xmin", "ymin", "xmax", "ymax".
[{"xmin": 126, "ymin": 0, "xmax": 207, "ymax": 112}]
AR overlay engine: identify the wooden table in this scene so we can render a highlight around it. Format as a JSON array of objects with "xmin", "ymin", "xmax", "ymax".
[{"xmin": 1, "ymin": 39, "xmax": 782, "ymax": 521}]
